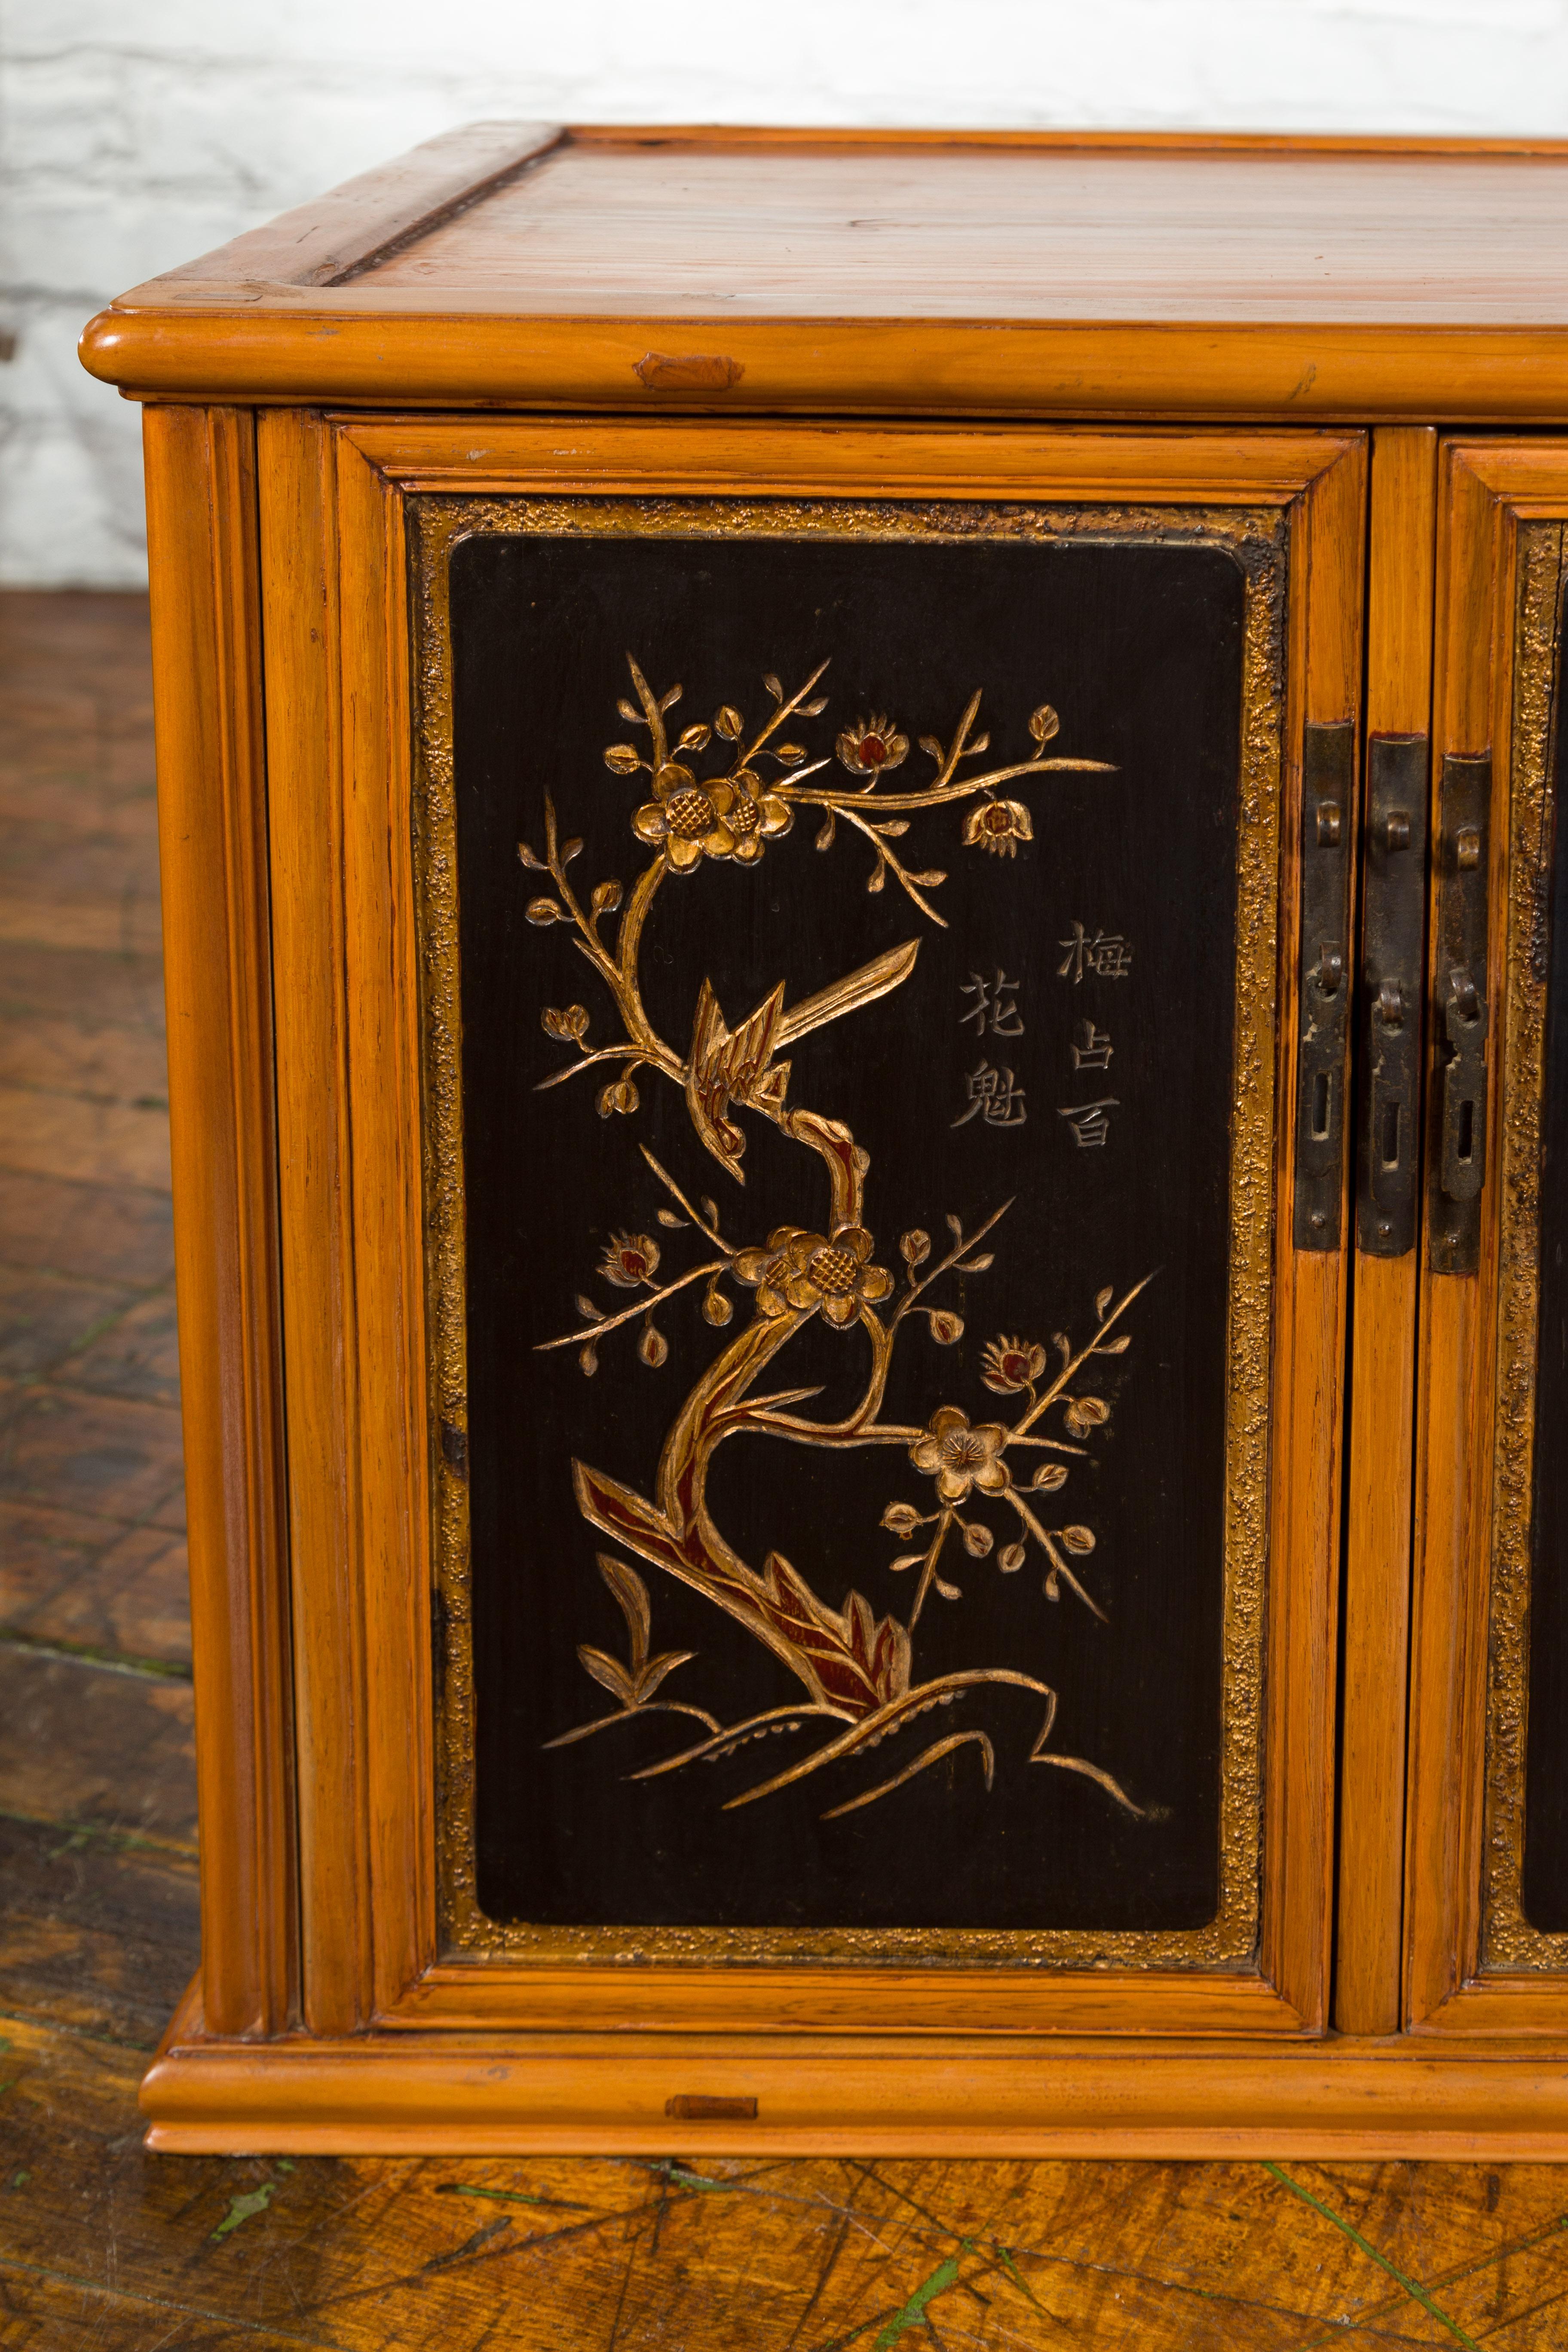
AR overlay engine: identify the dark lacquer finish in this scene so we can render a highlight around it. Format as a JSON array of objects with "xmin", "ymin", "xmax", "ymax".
[{"xmin": 446, "ymin": 522, "xmax": 1243, "ymax": 1936}]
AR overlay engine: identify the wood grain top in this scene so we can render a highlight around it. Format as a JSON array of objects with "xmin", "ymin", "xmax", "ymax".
[
  {"xmin": 78, "ymin": 125, "xmax": 1568, "ymax": 419},
  {"xmin": 353, "ymin": 137, "xmax": 1568, "ymax": 326}
]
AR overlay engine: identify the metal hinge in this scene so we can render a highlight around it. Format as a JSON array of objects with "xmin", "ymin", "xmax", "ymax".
[
  {"xmin": 1294, "ymin": 721, "xmax": 1356, "ymax": 1250},
  {"xmin": 1355, "ymin": 734, "xmax": 1429, "ymax": 1257},
  {"xmin": 1428, "ymin": 752, "xmax": 1491, "ymax": 1275}
]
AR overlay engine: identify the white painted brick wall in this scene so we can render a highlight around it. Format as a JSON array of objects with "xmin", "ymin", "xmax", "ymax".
[{"xmin": 5, "ymin": 0, "xmax": 1568, "ymax": 585}]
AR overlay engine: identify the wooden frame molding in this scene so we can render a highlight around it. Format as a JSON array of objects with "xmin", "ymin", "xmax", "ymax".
[
  {"xmin": 142, "ymin": 1983, "xmax": 1568, "ymax": 2159},
  {"xmin": 142, "ymin": 405, "xmax": 295, "ymax": 2036}
]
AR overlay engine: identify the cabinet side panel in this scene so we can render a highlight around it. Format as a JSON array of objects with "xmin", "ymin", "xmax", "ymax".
[{"xmin": 141, "ymin": 404, "xmax": 294, "ymax": 2035}]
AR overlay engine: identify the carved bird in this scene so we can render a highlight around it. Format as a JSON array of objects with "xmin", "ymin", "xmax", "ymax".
[{"xmin": 684, "ymin": 939, "xmax": 921, "ymax": 1182}]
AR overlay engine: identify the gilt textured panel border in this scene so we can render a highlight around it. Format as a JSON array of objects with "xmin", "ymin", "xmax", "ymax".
[
  {"xmin": 410, "ymin": 493, "xmax": 1286, "ymax": 1969},
  {"xmin": 1482, "ymin": 518, "xmax": 1567, "ymax": 1972}
]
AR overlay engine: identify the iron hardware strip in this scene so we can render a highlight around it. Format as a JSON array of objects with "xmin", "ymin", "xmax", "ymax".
[
  {"xmin": 1294, "ymin": 720, "xmax": 1356, "ymax": 1250},
  {"xmin": 1428, "ymin": 751, "xmax": 1490, "ymax": 1275},
  {"xmin": 1356, "ymin": 733, "xmax": 1429, "ymax": 1257}
]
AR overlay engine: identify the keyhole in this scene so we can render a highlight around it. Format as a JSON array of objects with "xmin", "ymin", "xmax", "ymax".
[
  {"xmin": 1312, "ymin": 1071, "xmax": 1330, "ymax": 1140},
  {"xmin": 1381, "ymin": 1099, "xmax": 1400, "ymax": 1170},
  {"xmin": 1458, "ymin": 1097, "xmax": 1474, "ymax": 1164}
]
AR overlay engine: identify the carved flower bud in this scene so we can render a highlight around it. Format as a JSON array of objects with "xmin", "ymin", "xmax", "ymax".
[
  {"xmin": 1059, "ymin": 1525, "xmax": 1096, "ymax": 1554},
  {"xmin": 1032, "ymin": 1463, "xmax": 1069, "ymax": 1491},
  {"xmin": 1063, "ymin": 1395, "xmax": 1109, "ymax": 1437},
  {"xmin": 899, "ymin": 1229, "xmax": 931, "ymax": 1267},
  {"xmin": 881, "ymin": 1501, "xmax": 922, "ymax": 1538},
  {"xmin": 714, "ymin": 705, "xmax": 744, "ymax": 740},
  {"xmin": 603, "ymin": 742, "xmax": 642, "ymax": 775},
  {"xmin": 525, "ymin": 897, "xmax": 565, "ymax": 925},
  {"xmin": 962, "ymin": 1521, "xmax": 994, "ymax": 1558},
  {"xmin": 701, "ymin": 1280, "xmax": 733, "ymax": 1327},
  {"xmin": 928, "ymin": 1310, "xmax": 964, "ymax": 1344},
  {"xmin": 1028, "ymin": 703, "xmax": 1060, "ymax": 744},
  {"xmin": 999, "ymin": 1542, "xmax": 1026, "ymax": 1573},
  {"xmin": 541, "ymin": 1004, "xmax": 590, "ymax": 1041},
  {"xmin": 637, "ymin": 1322, "xmax": 669, "ymax": 1368},
  {"xmin": 597, "ymin": 1078, "xmax": 640, "ymax": 1118}
]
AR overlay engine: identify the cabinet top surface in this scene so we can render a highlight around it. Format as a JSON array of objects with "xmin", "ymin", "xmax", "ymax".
[
  {"xmin": 358, "ymin": 138, "xmax": 1568, "ymax": 325},
  {"xmin": 78, "ymin": 125, "xmax": 1568, "ymax": 420}
]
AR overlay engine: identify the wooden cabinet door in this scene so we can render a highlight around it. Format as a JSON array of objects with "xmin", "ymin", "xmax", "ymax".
[
  {"xmin": 1407, "ymin": 440, "xmax": 1568, "ymax": 2033},
  {"xmin": 258, "ymin": 416, "xmax": 1365, "ymax": 2047}
]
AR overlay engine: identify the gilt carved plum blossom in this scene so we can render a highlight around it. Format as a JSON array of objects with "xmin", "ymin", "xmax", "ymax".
[{"xmin": 520, "ymin": 652, "xmax": 1156, "ymax": 1819}]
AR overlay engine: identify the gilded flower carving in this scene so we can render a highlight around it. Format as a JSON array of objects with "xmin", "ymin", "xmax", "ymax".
[
  {"xmin": 735, "ymin": 1223, "xmax": 894, "ymax": 1329},
  {"xmin": 910, "ymin": 1406, "xmax": 1012, "ymax": 1504},
  {"xmin": 600, "ymin": 1231, "xmax": 661, "ymax": 1288},
  {"xmin": 725, "ymin": 768, "xmax": 793, "ymax": 862},
  {"xmin": 963, "ymin": 798, "xmax": 1034, "ymax": 858},
  {"xmin": 981, "ymin": 1335, "xmax": 1047, "ymax": 1394},
  {"xmin": 633, "ymin": 763, "xmax": 741, "ymax": 870},
  {"xmin": 836, "ymin": 713, "xmax": 909, "ymax": 780}
]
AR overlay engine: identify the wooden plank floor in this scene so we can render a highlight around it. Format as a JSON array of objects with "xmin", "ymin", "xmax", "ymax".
[{"xmin": 3, "ymin": 589, "xmax": 1568, "ymax": 2349}]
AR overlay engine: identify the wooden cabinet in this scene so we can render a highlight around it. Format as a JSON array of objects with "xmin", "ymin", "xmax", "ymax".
[{"xmin": 77, "ymin": 127, "xmax": 1568, "ymax": 2154}]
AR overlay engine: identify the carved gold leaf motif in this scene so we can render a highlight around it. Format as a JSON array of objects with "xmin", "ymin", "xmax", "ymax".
[{"xmin": 514, "ymin": 647, "xmax": 1155, "ymax": 1818}]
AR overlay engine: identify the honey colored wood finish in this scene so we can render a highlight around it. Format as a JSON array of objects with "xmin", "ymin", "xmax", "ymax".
[
  {"xmin": 78, "ymin": 125, "xmax": 1568, "ymax": 421},
  {"xmin": 1407, "ymin": 441, "xmax": 1568, "ymax": 2037},
  {"xmin": 1333, "ymin": 428, "xmax": 1438, "ymax": 2039},
  {"xmin": 141, "ymin": 1982, "xmax": 1568, "ymax": 2159},
  {"xmin": 141, "ymin": 408, "xmax": 294, "ymax": 2038}
]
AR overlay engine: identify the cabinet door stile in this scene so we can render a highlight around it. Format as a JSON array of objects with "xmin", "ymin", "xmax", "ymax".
[{"xmin": 1334, "ymin": 426, "xmax": 1437, "ymax": 2037}]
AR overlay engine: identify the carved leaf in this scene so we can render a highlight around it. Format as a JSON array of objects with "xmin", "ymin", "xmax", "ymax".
[
  {"xmin": 763, "ymin": 673, "xmax": 783, "ymax": 701},
  {"xmin": 576, "ymin": 1295, "xmax": 604, "ymax": 1321},
  {"xmin": 967, "ymin": 732, "xmax": 991, "ymax": 756},
  {"xmin": 888, "ymin": 1553, "xmax": 924, "ymax": 1574},
  {"xmin": 919, "ymin": 735, "xmax": 943, "ymax": 762},
  {"xmin": 1095, "ymin": 1285, "xmax": 1114, "ymax": 1318},
  {"xmin": 517, "ymin": 841, "xmax": 545, "ymax": 870},
  {"xmin": 577, "ymin": 1342, "xmax": 599, "ymax": 1378},
  {"xmin": 802, "ymin": 696, "xmax": 829, "ymax": 717},
  {"xmin": 617, "ymin": 698, "xmax": 643, "ymax": 724},
  {"xmin": 658, "ymin": 684, "xmax": 683, "ymax": 712},
  {"xmin": 577, "ymin": 1645, "xmax": 636, "ymax": 1705},
  {"xmin": 960, "ymin": 1252, "xmax": 995, "ymax": 1273},
  {"xmin": 597, "ymin": 1553, "xmax": 651, "ymax": 1671},
  {"xmin": 1099, "ymin": 1334, "xmax": 1131, "ymax": 1354},
  {"xmin": 815, "ymin": 814, "xmax": 836, "ymax": 851},
  {"xmin": 633, "ymin": 1650, "xmax": 697, "ymax": 1703}
]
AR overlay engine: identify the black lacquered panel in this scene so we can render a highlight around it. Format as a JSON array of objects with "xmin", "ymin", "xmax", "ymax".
[{"xmin": 447, "ymin": 521, "xmax": 1244, "ymax": 1937}]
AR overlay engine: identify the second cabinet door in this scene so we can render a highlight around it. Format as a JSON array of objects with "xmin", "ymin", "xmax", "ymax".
[{"xmin": 1408, "ymin": 438, "xmax": 1568, "ymax": 2033}]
